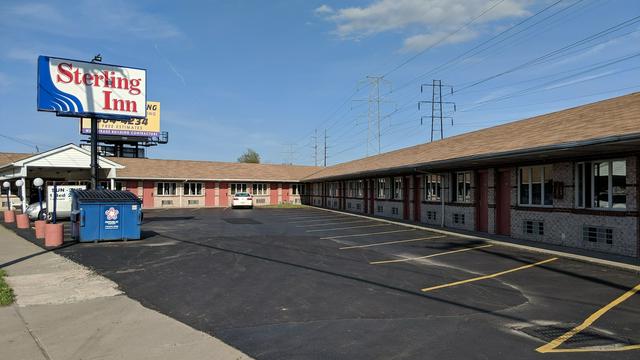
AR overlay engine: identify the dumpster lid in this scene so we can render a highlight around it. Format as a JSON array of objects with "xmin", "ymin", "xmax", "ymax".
[{"xmin": 71, "ymin": 189, "xmax": 141, "ymax": 203}]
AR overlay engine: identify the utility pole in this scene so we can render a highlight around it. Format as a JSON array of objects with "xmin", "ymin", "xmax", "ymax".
[
  {"xmin": 353, "ymin": 76, "xmax": 393, "ymax": 156},
  {"xmin": 418, "ymin": 80, "xmax": 455, "ymax": 142},
  {"xmin": 323, "ymin": 129, "xmax": 328, "ymax": 167}
]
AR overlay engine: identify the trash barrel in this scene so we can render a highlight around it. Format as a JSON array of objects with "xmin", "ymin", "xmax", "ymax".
[{"xmin": 70, "ymin": 189, "xmax": 142, "ymax": 242}]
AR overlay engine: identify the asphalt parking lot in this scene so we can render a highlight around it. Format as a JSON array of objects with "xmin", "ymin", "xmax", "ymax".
[{"xmin": 55, "ymin": 207, "xmax": 640, "ymax": 359}]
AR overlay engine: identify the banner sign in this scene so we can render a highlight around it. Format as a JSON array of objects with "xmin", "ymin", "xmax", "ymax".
[
  {"xmin": 80, "ymin": 101, "xmax": 160, "ymax": 137},
  {"xmin": 37, "ymin": 56, "xmax": 147, "ymax": 120}
]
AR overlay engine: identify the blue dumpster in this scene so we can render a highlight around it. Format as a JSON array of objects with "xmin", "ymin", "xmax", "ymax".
[{"xmin": 70, "ymin": 190, "xmax": 142, "ymax": 242}]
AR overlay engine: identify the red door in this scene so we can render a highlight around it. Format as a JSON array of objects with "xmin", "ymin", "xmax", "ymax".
[
  {"xmin": 403, "ymin": 176, "xmax": 410, "ymax": 220},
  {"xmin": 496, "ymin": 170, "xmax": 511, "ymax": 236},
  {"xmin": 476, "ymin": 171, "xmax": 489, "ymax": 232},
  {"xmin": 219, "ymin": 182, "xmax": 229, "ymax": 207},
  {"xmin": 142, "ymin": 181, "xmax": 154, "ymax": 209},
  {"xmin": 413, "ymin": 175, "xmax": 421, "ymax": 222}
]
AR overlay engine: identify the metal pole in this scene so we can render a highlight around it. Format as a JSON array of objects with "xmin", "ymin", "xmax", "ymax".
[
  {"xmin": 90, "ymin": 117, "xmax": 99, "ymax": 189},
  {"xmin": 37, "ymin": 187, "xmax": 43, "ymax": 220},
  {"xmin": 20, "ymin": 178, "xmax": 26, "ymax": 213},
  {"xmin": 52, "ymin": 182, "xmax": 57, "ymax": 224}
]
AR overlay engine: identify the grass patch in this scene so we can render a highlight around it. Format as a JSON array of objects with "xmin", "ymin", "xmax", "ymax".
[
  {"xmin": 261, "ymin": 203, "xmax": 308, "ymax": 209},
  {"xmin": 0, "ymin": 269, "xmax": 15, "ymax": 306}
]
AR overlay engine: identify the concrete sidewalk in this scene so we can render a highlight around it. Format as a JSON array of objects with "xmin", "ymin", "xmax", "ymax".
[{"xmin": 0, "ymin": 226, "xmax": 251, "ymax": 360}]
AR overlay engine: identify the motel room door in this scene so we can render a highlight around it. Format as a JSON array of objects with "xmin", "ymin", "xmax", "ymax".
[
  {"xmin": 496, "ymin": 169, "xmax": 511, "ymax": 236},
  {"xmin": 476, "ymin": 171, "xmax": 489, "ymax": 232}
]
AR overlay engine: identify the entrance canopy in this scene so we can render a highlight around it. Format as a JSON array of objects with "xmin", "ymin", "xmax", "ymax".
[{"xmin": 0, "ymin": 143, "xmax": 123, "ymax": 182}]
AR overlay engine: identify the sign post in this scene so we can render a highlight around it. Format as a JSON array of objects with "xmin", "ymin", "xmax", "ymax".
[
  {"xmin": 91, "ymin": 116, "xmax": 99, "ymax": 189},
  {"xmin": 37, "ymin": 55, "xmax": 147, "ymax": 189}
]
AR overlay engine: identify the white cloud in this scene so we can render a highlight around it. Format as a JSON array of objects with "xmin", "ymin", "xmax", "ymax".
[
  {"xmin": 315, "ymin": 4, "xmax": 334, "ymax": 15},
  {"xmin": 319, "ymin": 0, "xmax": 530, "ymax": 51}
]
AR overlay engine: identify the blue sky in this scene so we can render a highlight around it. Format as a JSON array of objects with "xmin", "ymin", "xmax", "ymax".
[{"xmin": 1, "ymin": 0, "xmax": 639, "ymax": 165}]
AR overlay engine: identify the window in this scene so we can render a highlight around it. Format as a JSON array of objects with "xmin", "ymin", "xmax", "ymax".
[
  {"xmin": 519, "ymin": 165, "xmax": 553, "ymax": 206},
  {"xmin": 346, "ymin": 180, "xmax": 363, "ymax": 198},
  {"xmin": 456, "ymin": 172, "xmax": 471, "ymax": 203},
  {"xmin": 292, "ymin": 184, "xmax": 304, "ymax": 195},
  {"xmin": 230, "ymin": 183, "xmax": 247, "ymax": 195},
  {"xmin": 187, "ymin": 199, "xmax": 200, "ymax": 205},
  {"xmin": 184, "ymin": 182, "xmax": 203, "ymax": 196},
  {"xmin": 356, "ymin": 203, "xmax": 361, "ymax": 210},
  {"xmin": 453, "ymin": 213, "xmax": 465, "ymax": 224},
  {"xmin": 524, "ymin": 220, "xmax": 544, "ymax": 236},
  {"xmin": 252, "ymin": 183, "xmax": 268, "ymax": 195},
  {"xmin": 391, "ymin": 207, "xmax": 399, "ymax": 215},
  {"xmin": 424, "ymin": 174, "xmax": 441, "ymax": 201},
  {"xmin": 427, "ymin": 211, "xmax": 437, "ymax": 221},
  {"xmin": 157, "ymin": 182, "xmax": 177, "ymax": 196},
  {"xmin": 376, "ymin": 205, "xmax": 384, "ymax": 213},
  {"xmin": 583, "ymin": 226, "xmax": 613, "ymax": 244},
  {"xmin": 393, "ymin": 177, "xmax": 403, "ymax": 199},
  {"xmin": 575, "ymin": 160, "xmax": 626, "ymax": 209},
  {"xmin": 376, "ymin": 178, "xmax": 388, "ymax": 199}
]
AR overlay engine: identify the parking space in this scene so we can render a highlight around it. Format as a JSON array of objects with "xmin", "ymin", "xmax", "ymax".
[{"xmin": 53, "ymin": 207, "xmax": 640, "ymax": 359}]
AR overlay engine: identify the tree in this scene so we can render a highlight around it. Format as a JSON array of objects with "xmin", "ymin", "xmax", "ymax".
[{"xmin": 237, "ymin": 148, "xmax": 261, "ymax": 163}]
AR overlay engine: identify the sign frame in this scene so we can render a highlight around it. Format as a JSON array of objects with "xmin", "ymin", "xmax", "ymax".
[{"xmin": 37, "ymin": 55, "xmax": 147, "ymax": 121}]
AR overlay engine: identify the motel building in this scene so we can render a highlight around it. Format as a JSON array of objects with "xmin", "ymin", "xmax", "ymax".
[{"xmin": 1, "ymin": 92, "xmax": 639, "ymax": 260}]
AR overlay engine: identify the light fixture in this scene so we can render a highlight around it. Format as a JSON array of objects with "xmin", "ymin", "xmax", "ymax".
[
  {"xmin": 34, "ymin": 178, "xmax": 44, "ymax": 187},
  {"xmin": 2, "ymin": 181, "xmax": 9, "ymax": 189},
  {"xmin": 15, "ymin": 179, "xmax": 23, "ymax": 187}
]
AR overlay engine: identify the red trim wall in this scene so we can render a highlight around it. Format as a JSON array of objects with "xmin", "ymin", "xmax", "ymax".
[
  {"xmin": 282, "ymin": 183, "xmax": 290, "ymax": 203},
  {"xmin": 270, "ymin": 183, "xmax": 279, "ymax": 204}
]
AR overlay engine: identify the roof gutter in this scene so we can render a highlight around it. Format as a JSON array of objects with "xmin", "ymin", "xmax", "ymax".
[{"xmin": 303, "ymin": 133, "xmax": 640, "ymax": 181}]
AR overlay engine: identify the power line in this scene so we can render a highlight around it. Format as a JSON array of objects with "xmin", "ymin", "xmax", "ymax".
[
  {"xmin": 454, "ymin": 14, "xmax": 640, "ymax": 94},
  {"xmin": 383, "ymin": 0, "xmax": 508, "ymax": 77}
]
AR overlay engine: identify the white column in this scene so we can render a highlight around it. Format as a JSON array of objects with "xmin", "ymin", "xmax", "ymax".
[
  {"xmin": 110, "ymin": 178, "xmax": 115, "ymax": 190},
  {"xmin": 21, "ymin": 178, "xmax": 27, "ymax": 213}
]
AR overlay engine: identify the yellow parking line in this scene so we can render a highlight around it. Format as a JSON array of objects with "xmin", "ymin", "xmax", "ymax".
[
  {"xmin": 297, "ymin": 219, "xmax": 372, "ymax": 228},
  {"xmin": 306, "ymin": 223, "xmax": 391, "ymax": 232},
  {"xmin": 321, "ymin": 229, "xmax": 415, "ymax": 240},
  {"xmin": 339, "ymin": 235, "xmax": 446, "ymax": 250},
  {"xmin": 370, "ymin": 244, "xmax": 493, "ymax": 265},
  {"xmin": 536, "ymin": 282, "xmax": 640, "ymax": 353},
  {"xmin": 421, "ymin": 257, "xmax": 558, "ymax": 292}
]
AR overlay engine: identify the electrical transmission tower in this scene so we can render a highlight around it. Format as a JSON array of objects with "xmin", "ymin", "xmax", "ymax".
[
  {"xmin": 353, "ymin": 76, "xmax": 393, "ymax": 156},
  {"xmin": 323, "ymin": 129, "xmax": 328, "ymax": 167},
  {"xmin": 282, "ymin": 143, "xmax": 296, "ymax": 165},
  {"xmin": 311, "ymin": 129, "xmax": 319, "ymax": 166},
  {"xmin": 418, "ymin": 80, "xmax": 456, "ymax": 142}
]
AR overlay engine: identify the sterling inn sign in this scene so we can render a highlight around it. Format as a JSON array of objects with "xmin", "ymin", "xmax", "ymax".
[{"xmin": 37, "ymin": 56, "xmax": 147, "ymax": 120}]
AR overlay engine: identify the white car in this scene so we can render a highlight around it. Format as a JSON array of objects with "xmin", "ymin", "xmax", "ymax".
[{"xmin": 231, "ymin": 192, "xmax": 253, "ymax": 209}]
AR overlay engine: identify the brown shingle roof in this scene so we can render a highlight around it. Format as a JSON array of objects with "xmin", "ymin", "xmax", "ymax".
[
  {"xmin": 114, "ymin": 157, "xmax": 321, "ymax": 182},
  {"xmin": 303, "ymin": 92, "xmax": 640, "ymax": 181},
  {"xmin": 0, "ymin": 152, "xmax": 32, "ymax": 167}
]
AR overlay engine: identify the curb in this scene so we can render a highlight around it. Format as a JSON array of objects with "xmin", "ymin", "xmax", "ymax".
[{"xmin": 313, "ymin": 206, "xmax": 640, "ymax": 274}]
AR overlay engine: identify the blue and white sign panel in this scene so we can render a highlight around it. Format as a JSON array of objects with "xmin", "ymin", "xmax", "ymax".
[{"xmin": 37, "ymin": 56, "xmax": 147, "ymax": 120}]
